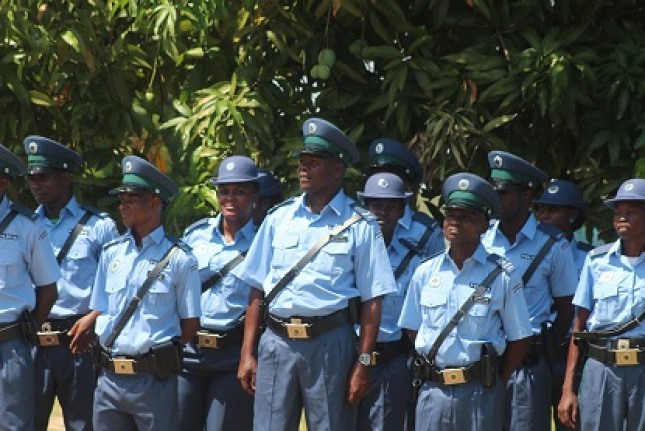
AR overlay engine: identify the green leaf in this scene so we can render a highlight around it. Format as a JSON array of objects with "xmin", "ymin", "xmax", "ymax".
[
  {"xmin": 482, "ymin": 114, "xmax": 517, "ymax": 133},
  {"xmin": 29, "ymin": 90, "xmax": 54, "ymax": 107}
]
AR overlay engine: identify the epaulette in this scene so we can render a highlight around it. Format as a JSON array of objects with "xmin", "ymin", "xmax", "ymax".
[
  {"xmin": 487, "ymin": 253, "xmax": 514, "ymax": 274},
  {"xmin": 183, "ymin": 217, "xmax": 213, "ymax": 235},
  {"xmin": 419, "ymin": 249, "xmax": 444, "ymax": 264},
  {"xmin": 166, "ymin": 234, "xmax": 191, "ymax": 253},
  {"xmin": 537, "ymin": 222, "xmax": 564, "ymax": 240},
  {"xmin": 589, "ymin": 243, "xmax": 612, "ymax": 258},
  {"xmin": 351, "ymin": 202, "xmax": 377, "ymax": 222},
  {"xmin": 103, "ymin": 235, "xmax": 125, "ymax": 251},
  {"xmin": 9, "ymin": 203, "xmax": 37, "ymax": 221},
  {"xmin": 412, "ymin": 211, "xmax": 438, "ymax": 230},
  {"xmin": 79, "ymin": 204, "xmax": 109, "ymax": 218},
  {"xmin": 267, "ymin": 197, "xmax": 295, "ymax": 215},
  {"xmin": 576, "ymin": 241, "xmax": 593, "ymax": 253}
]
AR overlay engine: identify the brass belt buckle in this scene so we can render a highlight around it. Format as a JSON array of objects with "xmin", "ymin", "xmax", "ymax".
[
  {"xmin": 285, "ymin": 319, "xmax": 310, "ymax": 339},
  {"xmin": 37, "ymin": 323, "xmax": 61, "ymax": 346},
  {"xmin": 197, "ymin": 331, "xmax": 220, "ymax": 348},
  {"xmin": 112, "ymin": 357, "xmax": 135, "ymax": 374},
  {"xmin": 615, "ymin": 349, "xmax": 639, "ymax": 366},
  {"xmin": 441, "ymin": 368, "xmax": 466, "ymax": 385}
]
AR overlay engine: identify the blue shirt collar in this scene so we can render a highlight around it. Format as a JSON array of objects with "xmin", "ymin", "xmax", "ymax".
[
  {"xmin": 213, "ymin": 213, "xmax": 257, "ymax": 243},
  {"xmin": 36, "ymin": 195, "xmax": 81, "ymax": 219},
  {"xmin": 125, "ymin": 224, "xmax": 165, "ymax": 247},
  {"xmin": 0, "ymin": 195, "xmax": 9, "ymax": 216},
  {"xmin": 397, "ymin": 205, "xmax": 414, "ymax": 230},
  {"xmin": 299, "ymin": 189, "xmax": 347, "ymax": 217}
]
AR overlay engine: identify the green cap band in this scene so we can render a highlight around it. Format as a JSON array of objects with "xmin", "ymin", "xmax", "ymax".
[
  {"xmin": 303, "ymin": 136, "xmax": 352, "ymax": 164},
  {"xmin": 27, "ymin": 154, "xmax": 76, "ymax": 170},
  {"xmin": 490, "ymin": 168, "xmax": 540, "ymax": 187},
  {"xmin": 446, "ymin": 190, "xmax": 491, "ymax": 213},
  {"xmin": 122, "ymin": 173, "xmax": 171, "ymax": 201}
]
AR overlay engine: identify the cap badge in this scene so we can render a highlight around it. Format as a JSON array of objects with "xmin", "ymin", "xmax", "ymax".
[
  {"xmin": 548, "ymin": 185, "xmax": 559, "ymax": 194},
  {"xmin": 62, "ymin": 162, "xmax": 68, "ymax": 169},
  {"xmin": 4, "ymin": 167, "xmax": 9, "ymax": 174},
  {"xmin": 429, "ymin": 276, "xmax": 440, "ymax": 287},
  {"xmin": 458, "ymin": 178, "xmax": 469, "ymax": 190},
  {"xmin": 226, "ymin": 162, "xmax": 235, "ymax": 171},
  {"xmin": 375, "ymin": 143, "xmax": 384, "ymax": 154},
  {"xmin": 625, "ymin": 182, "xmax": 635, "ymax": 191},
  {"xmin": 307, "ymin": 123, "xmax": 317, "ymax": 135},
  {"xmin": 377, "ymin": 178, "xmax": 390, "ymax": 189},
  {"xmin": 28, "ymin": 142, "xmax": 38, "ymax": 154},
  {"xmin": 124, "ymin": 161, "xmax": 133, "ymax": 173},
  {"xmin": 493, "ymin": 155, "xmax": 503, "ymax": 168}
]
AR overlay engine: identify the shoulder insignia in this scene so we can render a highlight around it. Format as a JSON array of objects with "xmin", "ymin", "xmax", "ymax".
[
  {"xmin": 166, "ymin": 234, "xmax": 191, "ymax": 253},
  {"xmin": 487, "ymin": 253, "xmax": 514, "ymax": 274},
  {"xmin": 9, "ymin": 203, "xmax": 37, "ymax": 221},
  {"xmin": 419, "ymin": 249, "xmax": 444, "ymax": 264},
  {"xmin": 537, "ymin": 222, "xmax": 564, "ymax": 240},
  {"xmin": 79, "ymin": 204, "xmax": 108, "ymax": 218},
  {"xmin": 589, "ymin": 243, "xmax": 612, "ymax": 258},
  {"xmin": 183, "ymin": 217, "xmax": 212, "ymax": 235},
  {"xmin": 576, "ymin": 241, "xmax": 593, "ymax": 252},
  {"xmin": 412, "ymin": 211, "xmax": 438, "ymax": 230},
  {"xmin": 103, "ymin": 235, "xmax": 125, "ymax": 251},
  {"xmin": 351, "ymin": 202, "xmax": 377, "ymax": 222},
  {"xmin": 267, "ymin": 197, "xmax": 295, "ymax": 215}
]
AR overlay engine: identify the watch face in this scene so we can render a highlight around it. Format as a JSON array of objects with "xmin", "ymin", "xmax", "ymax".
[{"xmin": 359, "ymin": 353, "xmax": 371, "ymax": 366}]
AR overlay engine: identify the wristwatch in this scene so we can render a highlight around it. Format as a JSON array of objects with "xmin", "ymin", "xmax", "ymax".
[{"xmin": 357, "ymin": 353, "xmax": 374, "ymax": 366}]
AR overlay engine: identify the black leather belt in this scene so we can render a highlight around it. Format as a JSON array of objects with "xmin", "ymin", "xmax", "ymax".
[
  {"xmin": 415, "ymin": 361, "xmax": 482, "ymax": 386},
  {"xmin": 99, "ymin": 350, "xmax": 156, "ymax": 375},
  {"xmin": 193, "ymin": 323, "xmax": 244, "ymax": 349},
  {"xmin": 0, "ymin": 322, "xmax": 24, "ymax": 344},
  {"xmin": 267, "ymin": 309, "xmax": 350, "ymax": 339},
  {"xmin": 371, "ymin": 340, "xmax": 406, "ymax": 366},
  {"xmin": 37, "ymin": 315, "xmax": 85, "ymax": 347},
  {"xmin": 588, "ymin": 342, "xmax": 645, "ymax": 366}
]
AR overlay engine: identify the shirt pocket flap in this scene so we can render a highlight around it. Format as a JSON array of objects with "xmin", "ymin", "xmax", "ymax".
[{"xmin": 420, "ymin": 288, "xmax": 448, "ymax": 308}]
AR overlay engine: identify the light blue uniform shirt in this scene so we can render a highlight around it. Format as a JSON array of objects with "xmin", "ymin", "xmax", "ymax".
[
  {"xmin": 183, "ymin": 215, "xmax": 257, "ymax": 331},
  {"xmin": 571, "ymin": 238, "xmax": 591, "ymax": 278},
  {"xmin": 482, "ymin": 214, "xmax": 577, "ymax": 333},
  {"xmin": 573, "ymin": 240, "xmax": 645, "ymax": 338},
  {"xmin": 90, "ymin": 226, "xmax": 201, "ymax": 355},
  {"xmin": 398, "ymin": 245, "xmax": 532, "ymax": 368},
  {"xmin": 234, "ymin": 190, "xmax": 397, "ymax": 318},
  {"xmin": 363, "ymin": 216, "xmax": 425, "ymax": 343},
  {"xmin": 403, "ymin": 206, "xmax": 445, "ymax": 258},
  {"xmin": 0, "ymin": 196, "xmax": 61, "ymax": 323},
  {"xmin": 35, "ymin": 196, "xmax": 118, "ymax": 318}
]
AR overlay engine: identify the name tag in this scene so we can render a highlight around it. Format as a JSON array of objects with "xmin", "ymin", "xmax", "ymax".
[{"xmin": 330, "ymin": 235, "xmax": 348, "ymax": 243}]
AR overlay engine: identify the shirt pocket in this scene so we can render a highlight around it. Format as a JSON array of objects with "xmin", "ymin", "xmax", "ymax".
[
  {"xmin": 0, "ymin": 249, "xmax": 20, "ymax": 289},
  {"xmin": 65, "ymin": 242, "xmax": 94, "ymax": 271},
  {"xmin": 105, "ymin": 280, "xmax": 128, "ymax": 316},
  {"xmin": 271, "ymin": 234, "xmax": 299, "ymax": 271},
  {"xmin": 420, "ymin": 288, "xmax": 448, "ymax": 329},
  {"xmin": 143, "ymin": 270, "xmax": 174, "ymax": 314},
  {"xmin": 592, "ymin": 276, "xmax": 622, "ymax": 323},
  {"xmin": 313, "ymin": 241, "xmax": 351, "ymax": 277}
]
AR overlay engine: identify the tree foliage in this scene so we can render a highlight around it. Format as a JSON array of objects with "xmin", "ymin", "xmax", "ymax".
[{"xmin": 1, "ymin": 0, "xmax": 645, "ymax": 238}]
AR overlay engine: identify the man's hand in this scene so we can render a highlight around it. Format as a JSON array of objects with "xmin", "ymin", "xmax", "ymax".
[
  {"xmin": 68, "ymin": 312, "xmax": 98, "ymax": 354},
  {"xmin": 557, "ymin": 388, "xmax": 578, "ymax": 430},
  {"xmin": 237, "ymin": 353, "xmax": 258, "ymax": 395},
  {"xmin": 346, "ymin": 362, "xmax": 370, "ymax": 404}
]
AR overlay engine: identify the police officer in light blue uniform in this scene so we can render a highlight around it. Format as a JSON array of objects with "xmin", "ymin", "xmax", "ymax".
[
  {"xmin": 83, "ymin": 156, "xmax": 201, "ymax": 431},
  {"xmin": 355, "ymin": 172, "xmax": 420, "ymax": 431},
  {"xmin": 24, "ymin": 136, "xmax": 119, "ymax": 431},
  {"xmin": 559, "ymin": 178, "xmax": 645, "ymax": 431},
  {"xmin": 178, "ymin": 155, "xmax": 261, "ymax": 431},
  {"xmin": 368, "ymin": 138, "xmax": 444, "ymax": 258},
  {"xmin": 533, "ymin": 178, "xmax": 591, "ymax": 431},
  {"xmin": 0, "ymin": 144, "xmax": 60, "ymax": 431},
  {"xmin": 235, "ymin": 118, "xmax": 397, "ymax": 431},
  {"xmin": 398, "ymin": 172, "xmax": 532, "ymax": 431},
  {"xmin": 481, "ymin": 151, "xmax": 578, "ymax": 431},
  {"xmin": 252, "ymin": 167, "xmax": 284, "ymax": 226},
  {"xmin": 534, "ymin": 179, "xmax": 592, "ymax": 276}
]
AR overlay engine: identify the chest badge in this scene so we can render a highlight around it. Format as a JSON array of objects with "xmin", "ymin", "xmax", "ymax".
[
  {"xmin": 599, "ymin": 272, "xmax": 614, "ymax": 282},
  {"xmin": 429, "ymin": 276, "xmax": 441, "ymax": 288},
  {"xmin": 109, "ymin": 260, "xmax": 121, "ymax": 273}
]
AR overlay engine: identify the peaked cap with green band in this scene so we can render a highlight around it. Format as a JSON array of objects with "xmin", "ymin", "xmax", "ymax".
[
  {"xmin": 109, "ymin": 155, "xmax": 178, "ymax": 202},
  {"xmin": 367, "ymin": 138, "xmax": 423, "ymax": 185},
  {"xmin": 23, "ymin": 136, "xmax": 83, "ymax": 174},
  {"xmin": 488, "ymin": 150, "xmax": 547, "ymax": 190},
  {"xmin": 442, "ymin": 172, "xmax": 501, "ymax": 218},
  {"xmin": 0, "ymin": 144, "xmax": 27, "ymax": 178},
  {"xmin": 297, "ymin": 118, "xmax": 359, "ymax": 164}
]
